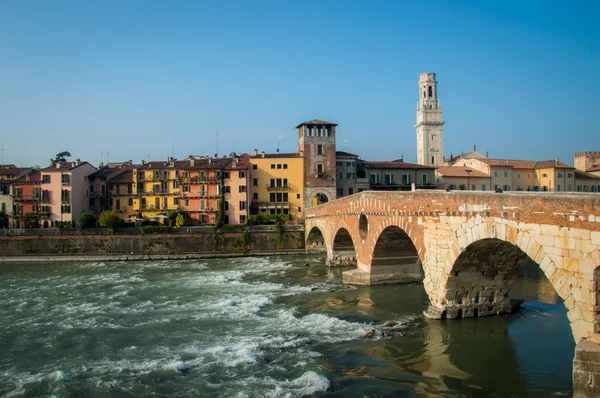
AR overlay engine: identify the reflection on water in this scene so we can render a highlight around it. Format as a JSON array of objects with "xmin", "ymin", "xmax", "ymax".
[{"xmin": 0, "ymin": 255, "xmax": 574, "ymax": 397}]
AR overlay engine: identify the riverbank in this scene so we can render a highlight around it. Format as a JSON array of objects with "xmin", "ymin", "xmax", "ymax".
[{"xmin": 0, "ymin": 249, "xmax": 311, "ymax": 263}]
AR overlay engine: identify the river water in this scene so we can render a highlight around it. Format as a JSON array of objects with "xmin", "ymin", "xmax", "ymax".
[{"xmin": 0, "ymin": 255, "xmax": 574, "ymax": 397}]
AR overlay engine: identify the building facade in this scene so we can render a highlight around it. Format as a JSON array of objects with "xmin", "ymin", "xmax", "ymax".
[
  {"xmin": 224, "ymin": 154, "xmax": 250, "ymax": 225},
  {"xmin": 41, "ymin": 159, "xmax": 97, "ymax": 227},
  {"xmin": 297, "ymin": 120, "xmax": 337, "ymax": 208},
  {"xmin": 415, "ymin": 72, "xmax": 444, "ymax": 166},
  {"xmin": 249, "ymin": 151, "xmax": 304, "ymax": 223},
  {"xmin": 364, "ymin": 160, "xmax": 437, "ymax": 190},
  {"xmin": 12, "ymin": 170, "xmax": 42, "ymax": 228}
]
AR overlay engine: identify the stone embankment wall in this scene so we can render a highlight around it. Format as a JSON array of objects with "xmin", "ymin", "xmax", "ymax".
[{"xmin": 0, "ymin": 227, "xmax": 304, "ymax": 256}]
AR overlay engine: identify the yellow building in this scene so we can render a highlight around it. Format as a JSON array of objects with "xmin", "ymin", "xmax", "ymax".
[
  {"xmin": 133, "ymin": 160, "xmax": 180, "ymax": 222},
  {"xmin": 249, "ymin": 150, "xmax": 304, "ymax": 223}
]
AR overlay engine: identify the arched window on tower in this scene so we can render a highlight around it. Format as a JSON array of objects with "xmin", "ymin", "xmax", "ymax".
[
  {"xmin": 423, "ymin": 90, "xmax": 426, "ymax": 98},
  {"xmin": 428, "ymin": 86, "xmax": 433, "ymax": 98}
]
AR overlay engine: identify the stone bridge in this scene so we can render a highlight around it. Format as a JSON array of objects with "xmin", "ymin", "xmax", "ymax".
[{"xmin": 304, "ymin": 190, "xmax": 600, "ymax": 397}]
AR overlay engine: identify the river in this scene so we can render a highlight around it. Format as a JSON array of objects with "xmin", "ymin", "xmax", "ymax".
[{"xmin": 0, "ymin": 255, "xmax": 574, "ymax": 397}]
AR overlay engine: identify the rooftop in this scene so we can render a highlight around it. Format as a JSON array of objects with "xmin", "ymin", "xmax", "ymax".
[
  {"xmin": 250, "ymin": 152, "xmax": 301, "ymax": 159},
  {"xmin": 336, "ymin": 151, "xmax": 359, "ymax": 158},
  {"xmin": 364, "ymin": 160, "xmax": 436, "ymax": 170},
  {"xmin": 574, "ymin": 170, "xmax": 600, "ymax": 179},
  {"xmin": 295, "ymin": 119, "xmax": 338, "ymax": 128},
  {"xmin": 42, "ymin": 160, "xmax": 94, "ymax": 172}
]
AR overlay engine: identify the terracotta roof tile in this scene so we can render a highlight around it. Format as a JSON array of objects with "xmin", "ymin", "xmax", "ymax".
[
  {"xmin": 295, "ymin": 120, "xmax": 338, "ymax": 128},
  {"xmin": 42, "ymin": 161, "xmax": 94, "ymax": 171},
  {"xmin": 365, "ymin": 161, "xmax": 435, "ymax": 170},
  {"xmin": 250, "ymin": 152, "xmax": 301, "ymax": 159},
  {"xmin": 336, "ymin": 151, "xmax": 359, "ymax": 158},
  {"xmin": 476, "ymin": 158, "xmax": 574, "ymax": 169},
  {"xmin": 574, "ymin": 170, "xmax": 600, "ymax": 179}
]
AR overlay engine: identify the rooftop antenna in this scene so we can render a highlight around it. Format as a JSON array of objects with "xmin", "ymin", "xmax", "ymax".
[
  {"xmin": 106, "ymin": 151, "xmax": 110, "ymax": 164},
  {"xmin": 216, "ymin": 129, "xmax": 219, "ymax": 157},
  {"xmin": 101, "ymin": 151, "xmax": 104, "ymax": 164},
  {"xmin": 277, "ymin": 136, "xmax": 282, "ymax": 153},
  {"xmin": 172, "ymin": 140, "xmax": 175, "ymax": 158},
  {"xmin": 232, "ymin": 141, "xmax": 235, "ymax": 153},
  {"xmin": 1, "ymin": 144, "xmax": 4, "ymax": 165}
]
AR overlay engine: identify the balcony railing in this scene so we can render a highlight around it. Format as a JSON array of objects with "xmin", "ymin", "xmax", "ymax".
[
  {"xmin": 266, "ymin": 184, "xmax": 291, "ymax": 191},
  {"xmin": 12, "ymin": 194, "xmax": 40, "ymax": 201}
]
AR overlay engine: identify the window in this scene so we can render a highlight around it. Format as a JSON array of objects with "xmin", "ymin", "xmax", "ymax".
[
  {"xmin": 422, "ymin": 174, "xmax": 427, "ymax": 184},
  {"xmin": 339, "ymin": 172, "xmax": 343, "ymax": 179},
  {"xmin": 183, "ymin": 185, "xmax": 190, "ymax": 192},
  {"xmin": 239, "ymin": 171, "xmax": 246, "ymax": 178},
  {"xmin": 42, "ymin": 175, "xmax": 51, "ymax": 183},
  {"xmin": 348, "ymin": 188, "xmax": 353, "ymax": 195},
  {"xmin": 542, "ymin": 173, "xmax": 548, "ymax": 178},
  {"xmin": 384, "ymin": 174, "xmax": 393, "ymax": 185},
  {"xmin": 317, "ymin": 145, "xmax": 323, "ymax": 155},
  {"xmin": 347, "ymin": 173, "xmax": 354, "ymax": 180},
  {"xmin": 337, "ymin": 188, "xmax": 343, "ymax": 197},
  {"xmin": 297, "ymin": 194, "xmax": 300, "ymax": 199},
  {"xmin": 517, "ymin": 173, "xmax": 521, "ymax": 179},
  {"xmin": 298, "ymin": 207, "xmax": 302, "ymax": 212},
  {"xmin": 317, "ymin": 164, "xmax": 323, "ymax": 175},
  {"xmin": 428, "ymin": 86, "xmax": 433, "ymax": 98},
  {"xmin": 61, "ymin": 205, "xmax": 71, "ymax": 213},
  {"xmin": 239, "ymin": 185, "xmax": 246, "ymax": 193},
  {"xmin": 557, "ymin": 172, "xmax": 563, "ymax": 178},
  {"xmin": 336, "ymin": 161, "xmax": 342, "ymax": 167},
  {"xmin": 253, "ymin": 178, "xmax": 258, "ymax": 186},
  {"xmin": 253, "ymin": 193, "xmax": 258, "ymax": 200},
  {"xmin": 200, "ymin": 200, "xmax": 204, "ymax": 210},
  {"xmin": 116, "ymin": 199, "xmax": 121, "ymax": 210},
  {"xmin": 271, "ymin": 164, "xmax": 275, "ymax": 169},
  {"xmin": 224, "ymin": 186, "xmax": 231, "ymax": 193},
  {"xmin": 347, "ymin": 161, "xmax": 354, "ymax": 167},
  {"xmin": 90, "ymin": 184, "xmax": 94, "ymax": 193},
  {"xmin": 568, "ymin": 173, "xmax": 573, "ymax": 178},
  {"xmin": 61, "ymin": 175, "xmax": 70, "ymax": 185},
  {"xmin": 503, "ymin": 171, "xmax": 508, "ymax": 177},
  {"xmin": 239, "ymin": 201, "xmax": 246, "ymax": 210},
  {"xmin": 471, "ymin": 184, "xmax": 476, "ymax": 191},
  {"xmin": 283, "ymin": 164, "xmax": 287, "ymax": 169},
  {"xmin": 224, "ymin": 201, "xmax": 229, "ymax": 211},
  {"xmin": 184, "ymin": 199, "xmax": 189, "ymax": 206},
  {"xmin": 252, "ymin": 164, "xmax": 258, "ymax": 170},
  {"xmin": 557, "ymin": 184, "xmax": 561, "ymax": 192},
  {"xmin": 482, "ymin": 184, "xmax": 487, "ymax": 191},
  {"xmin": 277, "ymin": 164, "xmax": 282, "ymax": 169},
  {"xmin": 503, "ymin": 185, "xmax": 510, "ymax": 191},
  {"xmin": 240, "ymin": 215, "xmax": 246, "ymax": 223},
  {"xmin": 370, "ymin": 174, "xmax": 380, "ymax": 184},
  {"xmin": 568, "ymin": 184, "xmax": 572, "ymax": 192},
  {"xmin": 431, "ymin": 156, "xmax": 435, "ymax": 164},
  {"xmin": 401, "ymin": 174, "xmax": 411, "ymax": 185},
  {"xmin": 494, "ymin": 171, "xmax": 498, "ymax": 177}
]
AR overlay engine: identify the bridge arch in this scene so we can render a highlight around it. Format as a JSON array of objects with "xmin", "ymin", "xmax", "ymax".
[
  {"xmin": 365, "ymin": 225, "xmax": 424, "ymax": 284},
  {"xmin": 306, "ymin": 226, "xmax": 327, "ymax": 253},
  {"xmin": 426, "ymin": 220, "xmax": 599, "ymax": 343},
  {"xmin": 327, "ymin": 227, "xmax": 357, "ymax": 267}
]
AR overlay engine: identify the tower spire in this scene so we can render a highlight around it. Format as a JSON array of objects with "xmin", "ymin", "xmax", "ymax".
[{"xmin": 415, "ymin": 72, "xmax": 445, "ymax": 166}]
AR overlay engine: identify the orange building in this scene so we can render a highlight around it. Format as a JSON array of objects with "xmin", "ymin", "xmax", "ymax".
[{"xmin": 12, "ymin": 170, "xmax": 42, "ymax": 228}]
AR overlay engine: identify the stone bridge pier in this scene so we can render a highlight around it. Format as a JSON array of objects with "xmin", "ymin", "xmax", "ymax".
[{"xmin": 305, "ymin": 190, "xmax": 600, "ymax": 397}]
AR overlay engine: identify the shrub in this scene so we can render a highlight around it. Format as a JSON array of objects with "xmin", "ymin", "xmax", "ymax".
[
  {"xmin": 175, "ymin": 213, "xmax": 185, "ymax": 228},
  {"xmin": 98, "ymin": 210, "xmax": 121, "ymax": 229},
  {"xmin": 77, "ymin": 211, "xmax": 98, "ymax": 229}
]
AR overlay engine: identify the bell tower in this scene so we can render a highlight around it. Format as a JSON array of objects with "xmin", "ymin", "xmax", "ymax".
[{"xmin": 415, "ymin": 72, "xmax": 444, "ymax": 166}]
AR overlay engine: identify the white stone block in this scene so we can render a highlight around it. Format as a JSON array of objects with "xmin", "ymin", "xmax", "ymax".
[
  {"xmin": 591, "ymin": 231, "xmax": 600, "ymax": 246},
  {"xmin": 541, "ymin": 224, "xmax": 560, "ymax": 237}
]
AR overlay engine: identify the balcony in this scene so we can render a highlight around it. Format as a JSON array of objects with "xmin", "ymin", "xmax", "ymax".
[
  {"xmin": 12, "ymin": 194, "xmax": 40, "ymax": 202},
  {"xmin": 252, "ymin": 201, "xmax": 290, "ymax": 208},
  {"xmin": 266, "ymin": 184, "xmax": 291, "ymax": 191}
]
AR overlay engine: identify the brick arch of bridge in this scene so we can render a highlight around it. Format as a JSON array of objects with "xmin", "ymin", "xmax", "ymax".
[
  {"xmin": 431, "ymin": 219, "xmax": 600, "ymax": 343},
  {"xmin": 306, "ymin": 211, "xmax": 428, "ymax": 283}
]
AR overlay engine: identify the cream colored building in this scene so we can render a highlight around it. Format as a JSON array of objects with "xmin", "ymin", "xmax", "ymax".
[{"xmin": 436, "ymin": 166, "xmax": 491, "ymax": 191}]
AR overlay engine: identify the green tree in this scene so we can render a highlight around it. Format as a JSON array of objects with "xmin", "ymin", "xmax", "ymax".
[
  {"xmin": 175, "ymin": 213, "xmax": 185, "ymax": 228},
  {"xmin": 77, "ymin": 211, "xmax": 98, "ymax": 229},
  {"xmin": 54, "ymin": 151, "xmax": 71, "ymax": 162},
  {"xmin": 98, "ymin": 210, "xmax": 121, "ymax": 229},
  {"xmin": 167, "ymin": 207, "xmax": 182, "ymax": 227}
]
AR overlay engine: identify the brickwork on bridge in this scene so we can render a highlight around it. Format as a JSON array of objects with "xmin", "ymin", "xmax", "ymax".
[{"xmin": 305, "ymin": 190, "xmax": 600, "ymax": 342}]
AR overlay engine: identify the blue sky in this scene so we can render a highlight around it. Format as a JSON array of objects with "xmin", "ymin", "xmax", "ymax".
[{"xmin": 0, "ymin": 0, "xmax": 598, "ymax": 167}]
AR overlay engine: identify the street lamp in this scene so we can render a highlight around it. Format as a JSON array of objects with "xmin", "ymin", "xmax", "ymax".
[{"xmin": 466, "ymin": 169, "xmax": 471, "ymax": 191}]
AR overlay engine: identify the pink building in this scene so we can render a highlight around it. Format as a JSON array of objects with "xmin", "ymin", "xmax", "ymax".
[{"xmin": 41, "ymin": 159, "xmax": 96, "ymax": 227}]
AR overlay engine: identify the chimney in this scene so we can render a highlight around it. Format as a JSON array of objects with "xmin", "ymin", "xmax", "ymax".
[
  {"xmin": 190, "ymin": 158, "xmax": 195, "ymax": 167},
  {"xmin": 56, "ymin": 162, "xmax": 61, "ymax": 169},
  {"xmin": 208, "ymin": 157, "xmax": 212, "ymax": 165},
  {"xmin": 141, "ymin": 159, "xmax": 145, "ymax": 165},
  {"xmin": 50, "ymin": 159, "xmax": 55, "ymax": 166},
  {"xmin": 253, "ymin": 149, "xmax": 258, "ymax": 156},
  {"xmin": 261, "ymin": 151, "xmax": 265, "ymax": 158},
  {"xmin": 474, "ymin": 144, "xmax": 476, "ymax": 152},
  {"xmin": 486, "ymin": 151, "xmax": 489, "ymax": 158},
  {"xmin": 75, "ymin": 158, "xmax": 80, "ymax": 166}
]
